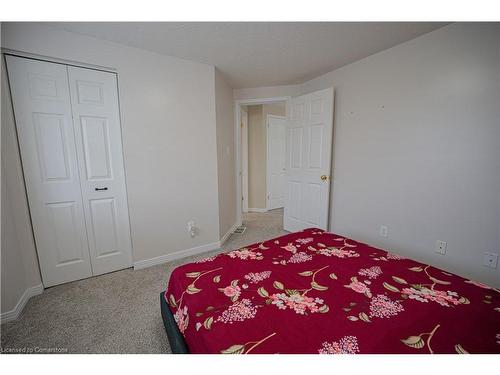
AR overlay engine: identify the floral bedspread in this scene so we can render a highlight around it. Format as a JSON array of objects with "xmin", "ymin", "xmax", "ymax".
[{"xmin": 164, "ymin": 228, "xmax": 500, "ymax": 354}]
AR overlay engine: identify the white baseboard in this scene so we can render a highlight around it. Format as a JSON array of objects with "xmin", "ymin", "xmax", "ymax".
[
  {"xmin": 247, "ymin": 208, "xmax": 268, "ymax": 213},
  {"xmin": 0, "ymin": 283, "xmax": 44, "ymax": 324},
  {"xmin": 220, "ymin": 222, "xmax": 239, "ymax": 246},
  {"xmin": 133, "ymin": 241, "xmax": 221, "ymax": 270}
]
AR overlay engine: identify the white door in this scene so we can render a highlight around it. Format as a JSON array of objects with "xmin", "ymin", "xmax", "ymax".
[
  {"xmin": 284, "ymin": 88, "xmax": 334, "ymax": 232},
  {"xmin": 267, "ymin": 115, "xmax": 286, "ymax": 210},
  {"xmin": 5, "ymin": 55, "xmax": 93, "ymax": 287},
  {"xmin": 68, "ymin": 66, "xmax": 133, "ymax": 276}
]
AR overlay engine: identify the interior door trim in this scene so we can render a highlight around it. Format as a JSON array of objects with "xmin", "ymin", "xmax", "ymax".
[{"xmin": 234, "ymin": 96, "xmax": 292, "ymax": 228}]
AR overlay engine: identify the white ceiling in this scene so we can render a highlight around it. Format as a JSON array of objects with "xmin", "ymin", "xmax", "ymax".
[{"xmin": 48, "ymin": 22, "xmax": 448, "ymax": 88}]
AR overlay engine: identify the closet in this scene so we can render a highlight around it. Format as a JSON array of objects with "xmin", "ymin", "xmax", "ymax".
[{"xmin": 6, "ymin": 55, "xmax": 133, "ymax": 287}]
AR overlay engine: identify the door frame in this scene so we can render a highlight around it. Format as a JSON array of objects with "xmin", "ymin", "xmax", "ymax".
[
  {"xmin": 266, "ymin": 114, "xmax": 286, "ymax": 211},
  {"xmin": 234, "ymin": 96, "xmax": 291, "ymax": 226},
  {"xmin": 240, "ymin": 107, "xmax": 249, "ymax": 213}
]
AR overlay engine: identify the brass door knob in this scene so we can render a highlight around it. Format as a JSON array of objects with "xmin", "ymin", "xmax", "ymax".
[{"xmin": 320, "ymin": 175, "xmax": 328, "ymax": 181}]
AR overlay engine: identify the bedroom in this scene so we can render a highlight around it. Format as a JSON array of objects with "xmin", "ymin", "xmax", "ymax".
[{"xmin": 0, "ymin": 0, "xmax": 499, "ymax": 371}]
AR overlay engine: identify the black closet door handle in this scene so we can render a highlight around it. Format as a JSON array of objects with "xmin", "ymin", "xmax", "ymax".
[{"xmin": 95, "ymin": 187, "xmax": 108, "ymax": 191}]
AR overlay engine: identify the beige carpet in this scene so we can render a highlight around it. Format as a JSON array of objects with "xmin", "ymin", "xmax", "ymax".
[{"xmin": 0, "ymin": 209, "xmax": 286, "ymax": 353}]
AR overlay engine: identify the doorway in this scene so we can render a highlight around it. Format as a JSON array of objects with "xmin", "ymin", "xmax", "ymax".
[
  {"xmin": 235, "ymin": 88, "xmax": 334, "ymax": 234},
  {"xmin": 236, "ymin": 97, "xmax": 289, "ymax": 232}
]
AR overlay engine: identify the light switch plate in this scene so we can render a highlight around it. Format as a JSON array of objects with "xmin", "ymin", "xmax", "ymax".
[
  {"xmin": 483, "ymin": 252, "xmax": 498, "ymax": 269},
  {"xmin": 379, "ymin": 225, "xmax": 388, "ymax": 238},
  {"xmin": 435, "ymin": 240, "xmax": 447, "ymax": 255}
]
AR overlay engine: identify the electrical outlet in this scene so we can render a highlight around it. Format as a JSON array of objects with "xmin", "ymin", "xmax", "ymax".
[
  {"xmin": 434, "ymin": 240, "xmax": 447, "ymax": 255},
  {"xmin": 187, "ymin": 221, "xmax": 197, "ymax": 238},
  {"xmin": 379, "ymin": 225, "xmax": 388, "ymax": 238},
  {"xmin": 483, "ymin": 252, "xmax": 498, "ymax": 269}
]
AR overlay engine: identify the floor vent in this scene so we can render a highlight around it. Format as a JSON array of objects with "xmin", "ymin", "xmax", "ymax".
[{"xmin": 233, "ymin": 225, "xmax": 246, "ymax": 234}]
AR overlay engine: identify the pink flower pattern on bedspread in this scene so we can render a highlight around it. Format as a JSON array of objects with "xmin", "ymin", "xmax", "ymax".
[
  {"xmin": 318, "ymin": 336, "xmax": 360, "ymax": 354},
  {"xmin": 244, "ymin": 271, "xmax": 271, "ymax": 284}
]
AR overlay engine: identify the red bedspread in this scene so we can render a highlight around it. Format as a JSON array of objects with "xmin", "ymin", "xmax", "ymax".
[{"xmin": 165, "ymin": 228, "xmax": 500, "ymax": 354}]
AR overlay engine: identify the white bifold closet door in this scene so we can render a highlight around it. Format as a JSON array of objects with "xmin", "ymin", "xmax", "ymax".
[
  {"xmin": 67, "ymin": 66, "xmax": 132, "ymax": 276},
  {"xmin": 6, "ymin": 55, "xmax": 133, "ymax": 287}
]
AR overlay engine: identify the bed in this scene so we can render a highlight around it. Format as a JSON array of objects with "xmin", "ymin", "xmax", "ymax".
[{"xmin": 161, "ymin": 228, "xmax": 500, "ymax": 354}]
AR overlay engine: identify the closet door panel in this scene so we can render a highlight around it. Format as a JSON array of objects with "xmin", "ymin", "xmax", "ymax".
[
  {"xmin": 68, "ymin": 66, "xmax": 133, "ymax": 275},
  {"xmin": 80, "ymin": 115, "xmax": 113, "ymax": 180},
  {"xmin": 6, "ymin": 55, "xmax": 93, "ymax": 287}
]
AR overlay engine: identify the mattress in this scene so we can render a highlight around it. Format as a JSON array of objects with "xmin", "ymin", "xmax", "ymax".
[{"xmin": 162, "ymin": 228, "xmax": 500, "ymax": 354}]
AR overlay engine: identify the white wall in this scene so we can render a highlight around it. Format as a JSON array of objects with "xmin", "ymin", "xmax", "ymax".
[
  {"xmin": 214, "ymin": 69, "xmax": 237, "ymax": 239},
  {"xmin": 1, "ymin": 170, "xmax": 27, "ymax": 313},
  {"xmin": 1, "ymin": 56, "xmax": 43, "ymax": 315},
  {"xmin": 234, "ymin": 84, "xmax": 300, "ymax": 100},
  {"xmin": 1, "ymin": 22, "xmax": 221, "ymax": 270},
  {"xmin": 299, "ymin": 23, "xmax": 500, "ymax": 287}
]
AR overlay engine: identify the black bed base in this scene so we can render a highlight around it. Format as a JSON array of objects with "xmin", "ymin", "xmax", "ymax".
[{"xmin": 160, "ymin": 292, "xmax": 190, "ymax": 354}]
